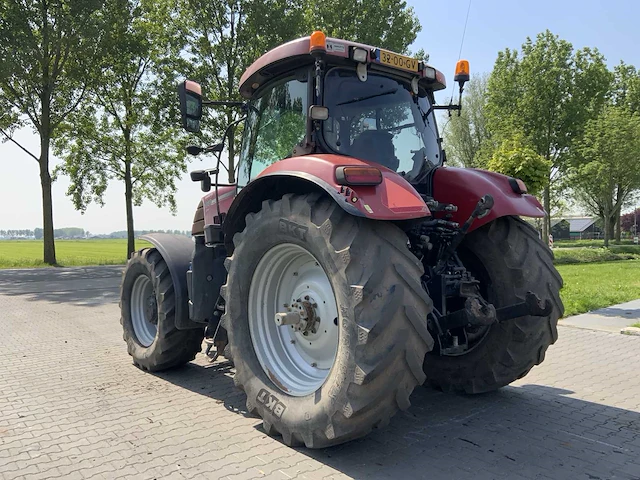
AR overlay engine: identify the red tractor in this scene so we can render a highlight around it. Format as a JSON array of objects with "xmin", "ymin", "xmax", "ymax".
[{"xmin": 120, "ymin": 32, "xmax": 563, "ymax": 448}]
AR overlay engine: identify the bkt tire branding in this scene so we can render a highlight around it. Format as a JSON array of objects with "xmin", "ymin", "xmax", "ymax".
[{"xmin": 257, "ymin": 389, "xmax": 287, "ymax": 419}]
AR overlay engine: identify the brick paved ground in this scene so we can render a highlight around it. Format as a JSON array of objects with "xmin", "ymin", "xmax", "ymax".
[{"xmin": 1, "ymin": 267, "xmax": 640, "ymax": 480}]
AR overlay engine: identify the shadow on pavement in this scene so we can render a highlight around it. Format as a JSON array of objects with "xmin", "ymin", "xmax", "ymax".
[
  {"xmin": 0, "ymin": 266, "xmax": 123, "ymax": 307},
  {"xmin": 592, "ymin": 306, "xmax": 640, "ymax": 320},
  {"xmin": 155, "ymin": 361, "xmax": 640, "ymax": 480}
]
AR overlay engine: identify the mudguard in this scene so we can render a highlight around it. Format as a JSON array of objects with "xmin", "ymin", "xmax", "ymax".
[
  {"xmin": 223, "ymin": 154, "xmax": 431, "ymax": 243},
  {"xmin": 138, "ymin": 233, "xmax": 200, "ymax": 330},
  {"xmin": 432, "ymin": 167, "xmax": 546, "ymax": 232}
]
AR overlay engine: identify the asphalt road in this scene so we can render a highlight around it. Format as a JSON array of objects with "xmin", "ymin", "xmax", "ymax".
[{"xmin": 1, "ymin": 266, "xmax": 640, "ymax": 480}]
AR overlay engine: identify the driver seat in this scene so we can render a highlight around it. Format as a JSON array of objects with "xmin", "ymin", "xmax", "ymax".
[{"xmin": 349, "ymin": 130, "xmax": 399, "ymax": 171}]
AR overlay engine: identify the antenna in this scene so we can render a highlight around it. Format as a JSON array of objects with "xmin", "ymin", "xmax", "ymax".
[{"xmin": 447, "ymin": 0, "xmax": 472, "ymax": 109}]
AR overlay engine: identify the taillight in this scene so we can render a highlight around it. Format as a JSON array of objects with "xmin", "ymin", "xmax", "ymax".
[{"xmin": 335, "ymin": 166, "xmax": 383, "ymax": 186}]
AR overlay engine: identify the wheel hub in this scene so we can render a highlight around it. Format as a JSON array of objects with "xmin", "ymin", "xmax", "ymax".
[
  {"xmin": 249, "ymin": 243, "xmax": 339, "ymax": 396},
  {"xmin": 130, "ymin": 274, "xmax": 158, "ymax": 347}
]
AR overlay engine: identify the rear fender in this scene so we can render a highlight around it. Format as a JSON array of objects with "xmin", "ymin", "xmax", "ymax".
[
  {"xmin": 432, "ymin": 167, "xmax": 546, "ymax": 232},
  {"xmin": 138, "ymin": 233, "xmax": 200, "ymax": 330},
  {"xmin": 223, "ymin": 154, "xmax": 431, "ymax": 249}
]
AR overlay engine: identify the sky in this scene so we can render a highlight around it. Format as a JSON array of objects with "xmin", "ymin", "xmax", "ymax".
[{"xmin": 1, "ymin": 0, "xmax": 639, "ymax": 233}]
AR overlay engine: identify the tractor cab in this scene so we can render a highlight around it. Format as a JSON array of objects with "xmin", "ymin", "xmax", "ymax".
[{"xmin": 179, "ymin": 31, "xmax": 470, "ymax": 193}]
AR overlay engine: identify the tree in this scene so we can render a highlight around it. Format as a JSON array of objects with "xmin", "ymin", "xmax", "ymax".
[
  {"xmin": 611, "ymin": 62, "xmax": 640, "ymax": 113},
  {"xmin": 621, "ymin": 207, "xmax": 640, "ymax": 235},
  {"xmin": 55, "ymin": 0, "xmax": 188, "ymax": 258},
  {"xmin": 571, "ymin": 106, "xmax": 640, "ymax": 247},
  {"xmin": 606, "ymin": 62, "xmax": 640, "ymax": 240},
  {"xmin": 443, "ymin": 73, "xmax": 490, "ymax": 168},
  {"xmin": 303, "ymin": 0, "xmax": 420, "ymax": 55},
  {"xmin": 0, "ymin": 0, "xmax": 107, "ymax": 264},
  {"xmin": 487, "ymin": 135, "xmax": 550, "ymax": 196},
  {"xmin": 181, "ymin": 0, "xmax": 421, "ymax": 183},
  {"xmin": 486, "ymin": 30, "xmax": 612, "ymax": 239},
  {"xmin": 180, "ymin": 0, "xmax": 305, "ymax": 183}
]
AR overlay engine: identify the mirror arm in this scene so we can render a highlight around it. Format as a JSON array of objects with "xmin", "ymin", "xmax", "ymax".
[{"xmin": 213, "ymin": 115, "xmax": 247, "ymax": 220}]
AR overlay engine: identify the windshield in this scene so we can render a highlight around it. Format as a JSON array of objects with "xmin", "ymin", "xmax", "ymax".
[
  {"xmin": 322, "ymin": 68, "xmax": 441, "ymax": 180},
  {"xmin": 237, "ymin": 74, "xmax": 308, "ymax": 187}
]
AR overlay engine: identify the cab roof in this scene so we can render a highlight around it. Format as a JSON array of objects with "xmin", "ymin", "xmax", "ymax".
[{"xmin": 239, "ymin": 35, "xmax": 447, "ymax": 99}]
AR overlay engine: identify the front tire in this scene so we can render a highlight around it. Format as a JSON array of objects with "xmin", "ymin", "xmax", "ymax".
[
  {"xmin": 423, "ymin": 216, "xmax": 564, "ymax": 393},
  {"xmin": 222, "ymin": 194, "xmax": 434, "ymax": 448},
  {"xmin": 120, "ymin": 248, "xmax": 203, "ymax": 371}
]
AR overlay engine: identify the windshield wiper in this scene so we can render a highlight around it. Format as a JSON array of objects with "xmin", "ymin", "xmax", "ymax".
[{"xmin": 336, "ymin": 88, "xmax": 398, "ymax": 106}]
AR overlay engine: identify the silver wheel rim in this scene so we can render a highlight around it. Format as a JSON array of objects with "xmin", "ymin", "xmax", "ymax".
[
  {"xmin": 248, "ymin": 243, "xmax": 339, "ymax": 397},
  {"xmin": 130, "ymin": 275, "xmax": 157, "ymax": 347}
]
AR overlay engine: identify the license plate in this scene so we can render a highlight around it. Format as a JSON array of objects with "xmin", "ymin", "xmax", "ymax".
[{"xmin": 377, "ymin": 50, "xmax": 419, "ymax": 73}]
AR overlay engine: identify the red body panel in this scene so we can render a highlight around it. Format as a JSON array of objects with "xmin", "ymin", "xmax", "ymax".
[
  {"xmin": 239, "ymin": 36, "xmax": 446, "ymax": 99},
  {"xmin": 202, "ymin": 185, "xmax": 237, "ymax": 226},
  {"xmin": 432, "ymin": 167, "xmax": 546, "ymax": 232},
  {"xmin": 255, "ymin": 154, "xmax": 430, "ymax": 220}
]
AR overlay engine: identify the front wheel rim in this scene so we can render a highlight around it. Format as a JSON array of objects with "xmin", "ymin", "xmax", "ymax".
[
  {"xmin": 130, "ymin": 274, "xmax": 158, "ymax": 347},
  {"xmin": 248, "ymin": 243, "xmax": 339, "ymax": 397}
]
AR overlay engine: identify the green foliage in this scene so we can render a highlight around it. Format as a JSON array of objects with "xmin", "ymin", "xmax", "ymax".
[
  {"xmin": 485, "ymin": 30, "xmax": 612, "ymax": 236},
  {"xmin": 611, "ymin": 62, "xmax": 640, "ymax": 113},
  {"xmin": 0, "ymin": 0, "xmax": 106, "ymax": 136},
  {"xmin": 554, "ymin": 239, "xmax": 637, "ymax": 247},
  {"xmin": 553, "ymin": 247, "xmax": 640, "ymax": 265},
  {"xmin": 53, "ymin": 0, "xmax": 188, "ymax": 255},
  {"xmin": 304, "ymin": 0, "xmax": 421, "ymax": 55},
  {"xmin": 486, "ymin": 135, "xmax": 550, "ymax": 196},
  {"xmin": 443, "ymin": 74, "xmax": 491, "ymax": 168},
  {"xmin": 570, "ymin": 106, "xmax": 640, "ymax": 246},
  {"xmin": 0, "ymin": 0, "xmax": 109, "ymax": 264},
  {"xmin": 556, "ymin": 261, "xmax": 640, "ymax": 317}
]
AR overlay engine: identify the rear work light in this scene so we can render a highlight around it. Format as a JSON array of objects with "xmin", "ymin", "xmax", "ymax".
[{"xmin": 336, "ymin": 166, "xmax": 383, "ymax": 186}]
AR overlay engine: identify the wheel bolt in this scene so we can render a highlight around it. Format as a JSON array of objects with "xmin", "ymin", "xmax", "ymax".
[
  {"xmin": 311, "ymin": 362, "xmax": 317, "ymax": 367},
  {"xmin": 304, "ymin": 295, "xmax": 309, "ymax": 300}
]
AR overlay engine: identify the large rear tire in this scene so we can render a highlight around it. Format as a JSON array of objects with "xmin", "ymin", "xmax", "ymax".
[
  {"xmin": 222, "ymin": 194, "xmax": 434, "ymax": 448},
  {"xmin": 423, "ymin": 216, "xmax": 564, "ymax": 393},
  {"xmin": 120, "ymin": 248, "xmax": 204, "ymax": 371}
]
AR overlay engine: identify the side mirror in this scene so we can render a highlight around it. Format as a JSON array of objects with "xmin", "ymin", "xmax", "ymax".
[
  {"xmin": 190, "ymin": 169, "xmax": 212, "ymax": 192},
  {"xmin": 178, "ymin": 80, "xmax": 203, "ymax": 133}
]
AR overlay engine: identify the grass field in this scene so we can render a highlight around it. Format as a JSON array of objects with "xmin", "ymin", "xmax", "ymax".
[
  {"xmin": 1, "ymin": 239, "xmax": 638, "ymax": 319},
  {"xmin": 0, "ymin": 239, "xmax": 152, "ymax": 268},
  {"xmin": 556, "ymin": 261, "xmax": 640, "ymax": 317}
]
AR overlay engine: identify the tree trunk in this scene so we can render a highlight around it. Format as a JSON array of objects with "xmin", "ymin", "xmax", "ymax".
[
  {"xmin": 543, "ymin": 185, "xmax": 550, "ymax": 241},
  {"xmin": 39, "ymin": 134, "xmax": 57, "ymax": 265},
  {"xmin": 614, "ymin": 206, "xmax": 622, "ymax": 243},
  {"xmin": 124, "ymin": 160, "xmax": 135, "ymax": 259},
  {"xmin": 607, "ymin": 213, "xmax": 615, "ymax": 242},
  {"xmin": 603, "ymin": 210, "xmax": 611, "ymax": 248}
]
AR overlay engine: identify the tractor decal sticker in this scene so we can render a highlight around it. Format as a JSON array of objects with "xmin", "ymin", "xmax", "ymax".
[
  {"xmin": 278, "ymin": 219, "xmax": 308, "ymax": 241},
  {"xmin": 256, "ymin": 389, "xmax": 286, "ymax": 419}
]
